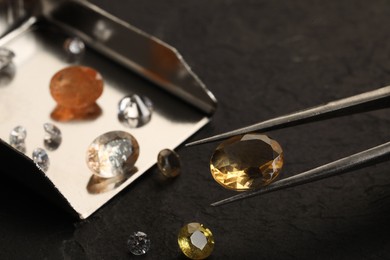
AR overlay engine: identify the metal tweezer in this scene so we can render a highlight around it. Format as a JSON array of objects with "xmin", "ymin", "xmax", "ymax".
[{"xmin": 186, "ymin": 86, "xmax": 390, "ymax": 206}]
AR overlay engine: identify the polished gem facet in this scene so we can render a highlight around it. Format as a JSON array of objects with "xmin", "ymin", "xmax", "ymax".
[
  {"xmin": 178, "ymin": 223, "xmax": 214, "ymax": 260},
  {"xmin": 43, "ymin": 123, "xmax": 62, "ymax": 151},
  {"xmin": 127, "ymin": 231, "xmax": 151, "ymax": 256},
  {"xmin": 64, "ymin": 37, "xmax": 85, "ymax": 56},
  {"xmin": 0, "ymin": 47, "xmax": 15, "ymax": 70},
  {"xmin": 118, "ymin": 94, "xmax": 153, "ymax": 128},
  {"xmin": 86, "ymin": 131, "xmax": 139, "ymax": 178},
  {"xmin": 210, "ymin": 133, "xmax": 283, "ymax": 191},
  {"xmin": 50, "ymin": 66, "xmax": 103, "ymax": 121},
  {"xmin": 32, "ymin": 148, "xmax": 49, "ymax": 172},
  {"xmin": 157, "ymin": 149, "xmax": 181, "ymax": 178},
  {"xmin": 9, "ymin": 126, "xmax": 27, "ymax": 153}
]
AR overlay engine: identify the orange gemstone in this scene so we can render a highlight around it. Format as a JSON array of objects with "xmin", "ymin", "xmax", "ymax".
[{"xmin": 50, "ymin": 66, "xmax": 103, "ymax": 121}]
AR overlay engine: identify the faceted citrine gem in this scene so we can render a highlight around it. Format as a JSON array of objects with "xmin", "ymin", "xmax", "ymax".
[
  {"xmin": 178, "ymin": 223, "xmax": 214, "ymax": 260},
  {"xmin": 50, "ymin": 66, "xmax": 103, "ymax": 121},
  {"xmin": 210, "ymin": 133, "xmax": 283, "ymax": 191}
]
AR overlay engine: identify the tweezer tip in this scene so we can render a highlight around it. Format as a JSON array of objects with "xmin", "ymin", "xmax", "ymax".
[
  {"xmin": 186, "ymin": 133, "xmax": 230, "ymax": 147},
  {"xmin": 185, "ymin": 137, "xmax": 213, "ymax": 147},
  {"xmin": 210, "ymin": 194, "xmax": 244, "ymax": 207},
  {"xmin": 184, "ymin": 141, "xmax": 198, "ymax": 147},
  {"xmin": 210, "ymin": 201, "xmax": 224, "ymax": 207}
]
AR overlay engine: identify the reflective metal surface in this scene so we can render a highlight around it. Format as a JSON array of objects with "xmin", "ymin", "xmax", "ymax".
[
  {"xmin": 42, "ymin": 0, "xmax": 217, "ymax": 114},
  {"xmin": 0, "ymin": 0, "xmax": 40, "ymax": 37},
  {"xmin": 0, "ymin": 1, "xmax": 216, "ymax": 218}
]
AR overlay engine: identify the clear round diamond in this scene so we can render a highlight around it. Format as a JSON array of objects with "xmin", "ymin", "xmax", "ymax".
[
  {"xmin": 127, "ymin": 231, "xmax": 151, "ymax": 256},
  {"xmin": 64, "ymin": 37, "xmax": 85, "ymax": 56},
  {"xmin": 0, "ymin": 47, "xmax": 15, "ymax": 70},
  {"xmin": 9, "ymin": 125, "xmax": 27, "ymax": 153},
  {"xmin": 118, "ymin": 94, "xmax": 153, "ymax": 128},
  {"xmin": 32, "ymin": 148, "xmax": 50, "ymax": 172},
  {"xmin": 86, "ymin": 131, "xmax": 139, "ymax": 178},
  {"xmin": 43, "ymin": 123, "xmax": 62, "ymax": 151}
]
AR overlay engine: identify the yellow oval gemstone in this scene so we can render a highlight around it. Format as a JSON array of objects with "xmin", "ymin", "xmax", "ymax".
[
  {"xmin": 178, "ymin": 222, "xmax": 214, "ymax": 260},
  {"xmin": 210, "ymin": 133, "xmax": 283, "ymax": 191}
]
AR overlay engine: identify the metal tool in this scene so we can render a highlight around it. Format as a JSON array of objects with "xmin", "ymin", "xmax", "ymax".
[{"xmin": 186, "ymin": 86, "xmax": 390, "ymax": 206}]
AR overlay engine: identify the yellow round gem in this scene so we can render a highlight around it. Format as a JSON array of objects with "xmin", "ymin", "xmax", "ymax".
[
  {"xmin": 210, "ymin": 133, "xmax": 283, "ymax": 191},
  {"xmin": 178, "ymin": 222, "xmax": 215, "ymax": 259}
]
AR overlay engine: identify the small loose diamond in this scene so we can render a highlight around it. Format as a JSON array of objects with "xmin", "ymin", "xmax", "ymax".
[
  {"xmin": 118, "ymin": 94, "xmax": 153, "ymax": 128},
  {"xmin": 157, "ymin": 149, "xmax": 181, "ymax": 178},
  {"xmin": 0, "ymin": 47, "xmax": 15, "ymax": 70},
  {"xmin": 43, "ymin": 123, "xmax": 62, "ymax": 151},
  {"xmin": 127, "ymin": 231, "xmax": 150, "ymax": 256},
  {"xmin": 86, "ymin": 131, "xmax": 139, "ymax": 178},
  {"xmin": 93, "ymin": 20, "xmax": 113, "ymax": 42},
  {"xmin": 64, "ymin": 37, "xmax": 85, "ymax": 57},
  {"xmin": 178, "ymin": 223, "xmax": 214, "ymax": 259},
  {"xmin": 210, "ymin": 133, "xmax": 283, "ymax": 191},
  {"xmin": 32, "ymin": 148, "xmax": 49, "ymax": 172},
  {"xmin": 9, "ymin": 126, "xmax": 27, "ymax": 153}
]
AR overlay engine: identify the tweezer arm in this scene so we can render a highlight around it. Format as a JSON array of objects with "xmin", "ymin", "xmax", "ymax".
[
  {"xmin": 187, "ymin": 86, "xmax": 390, "ymax": 146},
  {"xmin": 212, "ymin": 141, "xmax": 390, "ymax": 206}
]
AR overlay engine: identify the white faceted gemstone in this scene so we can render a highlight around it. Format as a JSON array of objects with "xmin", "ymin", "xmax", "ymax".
[
  {"xmin": 86, "ymin": 131, "xmax": 139, "ymax": 178},
  {"xmin": 127, "ymin": 231, "xmax": 151, "ymax": 256},
  {"xmin": 9, "ymin": 125, "xmax": 27, "ymax": 153},
  {"xmin": 92, "ymin": 20, "xmax": 113, "ymax": 42},
  {"xmin": 64, "ymin": 37, "xmax": 85, "ymax": 55},
  {"xmin": 32, "ymin": 148, "xmax": 50, "ymax": 172},
  {"xmin": 118, "ymin": 94, "xmax": 153, "ymax": 128},
  {"xmin": 190, "ymin": 230, "xmax": 208, "ymax": 250},
  {"xmin": 43, "ymin": 123, "xmax": 62, "ymax": 151},
  {"xmin": 10, "ymin": 125, "xmax": 26, "ymax": 141}
]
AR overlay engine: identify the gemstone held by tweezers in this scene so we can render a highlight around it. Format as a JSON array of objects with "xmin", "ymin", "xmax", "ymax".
[{"xmin": 210, "ymin": 133, "xmax": 283, "ymax": 191}]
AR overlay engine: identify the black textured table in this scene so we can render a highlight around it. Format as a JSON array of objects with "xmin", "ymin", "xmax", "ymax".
[{"xmin": 1, "ymin": 1, "xmax": 390, "ymax": 259}]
